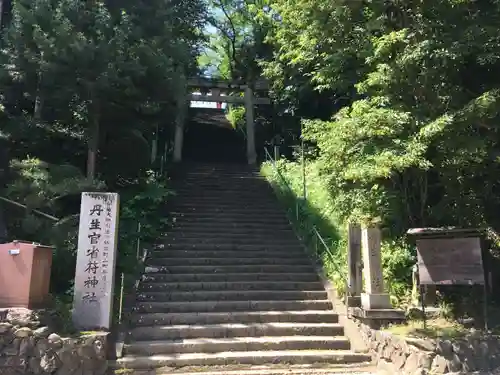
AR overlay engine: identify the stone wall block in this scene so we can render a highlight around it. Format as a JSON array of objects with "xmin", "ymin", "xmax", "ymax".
[
  {"xmin": 40, "ymin": 351, "xmax": 61, "ymax": 373},
  {"xmin": 55, "ymin": 344, "xmax": 82, "ymax": 375},
  {"xmin": 354, "ymin": 317, "xmax": 499, "ymax": 374},
  {"xmin": 35, "ymin": 338, "xmax": 50, "ymax": 358},
  {"xmin": 28, "ymin": 356, "xmax": 44, "ymax": 375},
  {"xmin": 447, "ymin": 353, "xmax": 462, "ymax": 372},
  {"xmin": 436, "ymin": 339, "xmax": 453, "ymax": 357},
  {"xmin": 404, "ymin": 352, "xmax": 420, "ymax": 374},
  {"xmin": 3, "ymin": 338, "xmax": 20, "ymax": 356},
  {"xmin": 0, "ymin": 308, "xmax": 108, "ymax": 375},
  {"xmin": 19, "ymin": 337, "xmax": 34, "ymax": 357},
  {"xmin": 431, "ymin": 354, "xmax": 449, "ymax": 374},
  {"xmin": 0, "ymin": 323, "xmax": 13, "ymax": 334}
]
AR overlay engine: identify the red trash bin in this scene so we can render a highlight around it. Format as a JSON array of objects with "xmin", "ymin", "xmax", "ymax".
[{"xmin": 0, "ymin": 241, "xmax": 53, "ymax": 308}]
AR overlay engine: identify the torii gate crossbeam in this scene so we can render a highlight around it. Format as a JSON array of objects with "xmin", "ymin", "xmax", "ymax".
[{"xmin": 174, "ymin": 79, "xmax": 271, "ymax": 165}]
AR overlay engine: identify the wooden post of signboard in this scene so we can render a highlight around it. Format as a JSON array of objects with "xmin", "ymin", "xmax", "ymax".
[{"xmin": 73, "ymin": 192, "xmax": 120, "ymax": 330}]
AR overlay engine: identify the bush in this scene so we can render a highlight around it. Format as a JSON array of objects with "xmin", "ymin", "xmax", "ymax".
[{"xmin": 4, "ymin": 157, "xmax": 172, "ymax": 298}]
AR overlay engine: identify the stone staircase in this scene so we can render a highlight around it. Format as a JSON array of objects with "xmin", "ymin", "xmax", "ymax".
[{"xmin": 113, "ymin": 163, "xmax": 373, "ymax": 374}]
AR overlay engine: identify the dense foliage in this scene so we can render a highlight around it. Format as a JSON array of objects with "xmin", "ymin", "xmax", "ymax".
[
  {"xmin": 255, "ymin": 0, "xmax": 500, "ymax": 307},
  {"xmin": 3, "ymin": 0, "xmax": 500, "ymax": 313},
  {"xmin": 0, "ymin": 0, "xmax": 206, "ymax": 295},
  {"xmin": 264, "ymin": 0, "xmax": 500, "ymax": 231}
]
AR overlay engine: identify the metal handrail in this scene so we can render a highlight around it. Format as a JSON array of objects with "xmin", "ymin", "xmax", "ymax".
[
  {"xmin": 118, "ymin": 222, "xmax": 147, "ymax": 326},
  {"xmin": 264, "ymin": 147, "xmax": 346, "ymax": 283}
]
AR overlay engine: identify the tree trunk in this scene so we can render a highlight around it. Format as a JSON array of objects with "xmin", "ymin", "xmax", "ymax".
[
  {"xmin": 87, "ymin": 103, "xmax": 100, "ymax": 180},
  {"xmin": 0, "ymin": 137, "xmax": 9, "ymax": 242},
  {"xmin": 34, "ymin": 52, "xmax": 44, "ymax": 121},
  {"xmin": 0, "ymin": 202, "xmax": 7, "ymax": 243},
  {"xmin": 34, "ymin": 74, "xmax": 43, "ymax": 120}
]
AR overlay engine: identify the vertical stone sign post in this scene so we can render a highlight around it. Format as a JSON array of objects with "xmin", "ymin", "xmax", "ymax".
[
  {"xmin": 346, "ymin": 223, "xmax": 362, "ymax": 307},
  {"xmin": 73, "ymin": 192, "xmax": 120, "ymax": 330},
  {"xmin": 360, "ymin": 226, "xmax": 392, "ymax": 310}
]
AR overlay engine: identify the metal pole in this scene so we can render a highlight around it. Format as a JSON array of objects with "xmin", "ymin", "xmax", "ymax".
[
  {"xmin": 483, "ymin": 283, "xmax": 489, "ymax": 330},
  {"xmin": 301, "ymin": 138, "xmax": 306, "ymax": 199},
  {"xmin": 420, "ymin": 284, "xmax": 427, "ymax": 330},
  {"xmin": 274, "ymin": 145, "xmax": 278, "ymax": 162},
  {"xmin": 118, "ymin": 273, "xmax": 125, "ymax": 325},
  {"xmin": 136, "ymin": 222, "xmax": 141, "ymax": 260}
]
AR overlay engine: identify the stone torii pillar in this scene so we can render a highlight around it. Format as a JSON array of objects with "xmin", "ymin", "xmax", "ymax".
[
  {"xmin": 173, "ymin": 97, "xmax": 188, "ymax": 163},
  {"xmin": 244, "ymin": 86, "xmax": 257, "ymax": 165}
]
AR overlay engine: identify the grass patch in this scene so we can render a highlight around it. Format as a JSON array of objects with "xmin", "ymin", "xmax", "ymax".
[
  {"xmin": 384, "ymin": 318, "xmax": 470, "ymax": 339},
  {"xmin": 261, "ymin": 160, "xmax": 347, "ymax": 295}
]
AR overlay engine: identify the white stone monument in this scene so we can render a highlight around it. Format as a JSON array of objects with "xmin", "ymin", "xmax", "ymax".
[
  {"xmin": 360, "ymin": 226, "xmax": 392, "ymax": 310},
  {"xmin": 73, "ymin": 192, "xmax": 120, "ymax": 330}
]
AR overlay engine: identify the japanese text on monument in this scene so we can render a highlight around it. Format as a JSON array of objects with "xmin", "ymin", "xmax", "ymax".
[{"xmin": 73, "ymin": 192, "xmax": 119, "ymax": 329}]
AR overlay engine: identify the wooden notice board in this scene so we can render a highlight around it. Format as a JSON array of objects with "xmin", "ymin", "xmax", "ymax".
[{"xmin": 416, "ymin": 237, "xmax": 485, "ymax": 285}]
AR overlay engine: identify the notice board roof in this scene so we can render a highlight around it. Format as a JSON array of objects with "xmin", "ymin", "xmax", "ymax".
[{"xmin": 407, "ymin": 227, "xmax": 483, "ymax": 239}]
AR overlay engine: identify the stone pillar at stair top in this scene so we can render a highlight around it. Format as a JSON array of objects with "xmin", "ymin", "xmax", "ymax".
[
  {"xmin": 211, "ymin": 88, "xmax": 221, "ymax": 98},
  {"xmin": 361, "ymin": 225, "xmax": 392, "ymax": 310},
  {"xmin": 244, "ymin": 86, "xmax": 257, "ymax": 165},
  {"xmin": 346, "ymin": 223, "xmax": 362, "ymax": 307},
  {"xmin": 173, "ymin": 97, "xmax": 188, "ymax": 163}
]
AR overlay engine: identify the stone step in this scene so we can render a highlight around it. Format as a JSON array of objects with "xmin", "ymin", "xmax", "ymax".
[
  {"xmin": 156, "ymin": 243, "xmax": 302, "ymax": 252},
  {"xmin": 170, "ymin": 208, "xmax": 286, "ymax": 216},
  {"xmin": 161, "ymin": 237, "xmax": 299, "ymax": 246},
  {"xmin": 131, "ymin": 310, "xmax": 339, "ymax": 326},
  {"xmin": 170, "ymin": 212, "xmax": 289, "ymax": 221},
  {"xmin": 162, "ymin": 234, "xmax": 297, "ymax": 243},
  {"xmin": 141, "ymin": 273, "xmax": 320, "ymax": 283},
  {"xmin": 174, "ymin": 189, "xmax": 273, "ymax": 196},
  {"xmin": 175, "ymin": 176, "xmax": 264, "ymax": 182},
  {"xmin": 143, "ymin": 265, "xmax": 315, "ymax": 274},
  {"xmin": 140, "ymin": 281, "xmax": 324, "ymax": 292},
  {"xmin": 175, "ymin": 173, "xmax": 260, "ymax": 178},
  {"xmin": 130, "ymin": 322, "xmax": 344, "ymax": 341},
  {"xmin": 133, "ymin": 300, "xmax": 333, "ymax": 314},
  {"xmin": 170, "ymin": 222, "xmax": 292, "ymax": 230},
  {"xmin": 172, "ymin": 194, "xmax": 274, "ymax": 201},
  {"xmin": 177, "ymin": 182, "xmax": 270, "ymax": 188},
  {"xmin": 171, "ymin": 194, "xmax": 277, "ymax": 201},
  {"xmin": 125, "ymin": 336, "xmax": 351, "ymax": 355},
  {"xmin": 169, "ymin": 214, "xmax": 290, "ymax": 224},
  {"xmin": 165, "ymin": 232, "xmax": 299, "ymax": 243},
  {"xmin": 168, "ymin": 223, "xmax": 291, "ymax": 232},
  {"xmin": 112, "ymin": 364, "xmax": 377, "ymax": 375},
  {"xmin": 149, "ymin": 250, "xmax": 307, "ymax": 259},
  {"xmin": 136, "ymin": 290, "xmax": 328, "ymax": 303},
  {"xmin": 145, "ymin": 257, "xmax": 308, "ymax": 267},
  {"xmin": 179, "ymin": 173, "xmax": 264, "ymax": 179},
  {"xmin": 170, "ymin": 200, "xmax": 279, "ymax": 208},
  {"xmin": 114, "ymin": 350, "xmax": 372, "ymax": 369}
]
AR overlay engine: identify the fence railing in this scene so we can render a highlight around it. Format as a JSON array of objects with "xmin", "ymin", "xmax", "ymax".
[
  {"xmin": 0, "ymin": 196, "xmax": 59, "ymax": 222},
  {"xmin": 263, "ymin": 147, "xmax": 346, "ymax": 284},
  {"xmin": 117, "ymin": 222, "xmax": 147, "ymax": 326},
  {"xmin": 116, "ymin": 221, "xmax": 148, "ymax": 357}
]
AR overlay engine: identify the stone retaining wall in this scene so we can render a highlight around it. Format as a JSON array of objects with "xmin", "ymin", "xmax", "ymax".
[
  {"xmin": 0, "ymin": 308, "xmax": 108, "ymax": 375},
  {"xmin": 356, "ymin": 320, "xmax": 500, "ymax": 374}
]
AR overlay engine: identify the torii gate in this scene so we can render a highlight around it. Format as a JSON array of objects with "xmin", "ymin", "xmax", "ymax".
[{"xmin": 173, "ymin": 78, "xmax": 270, "ymax": 165}]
